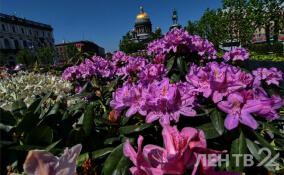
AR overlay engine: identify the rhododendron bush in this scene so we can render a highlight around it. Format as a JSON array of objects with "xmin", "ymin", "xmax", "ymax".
[{"xmin": 1, "ymin": 29, "xmax": 283, "ymax": 175}]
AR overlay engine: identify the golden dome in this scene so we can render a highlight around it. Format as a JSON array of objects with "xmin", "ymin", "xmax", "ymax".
[
  {"xmin": 136, "ymin": 12, "xmax": 149, "ymax": 20},
  {"xmin": 136, "ymin": 6, "xmax": 149, "ymax": 20}
]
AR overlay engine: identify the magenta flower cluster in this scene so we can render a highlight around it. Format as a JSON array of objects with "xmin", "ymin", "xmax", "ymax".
[
  {"xmin": 147, "ymin": 29, "xmax": 217, "ymax": 59},
  {"xmin": 223, "ymin": 47, "xmax": 249, "ymax": 62},
  {"xmin": 138, "ymin": 63, "xmax": 168, "ymax": 85},
  {"xmin": 186, "ymin": 61, "xmax": 282, "ymax": 130},
  {"xmin": 186, "ymin": 62, "xmax": 254, "ymax": 103},
  {"xmin": 110, "ymin": 78, "xmax": 196, "ymax": 124},
  {"xmin": 62, "ymin": 56, "xmax": 116, "ymax": 80},
  {"xmin": 252, "ymin": 67, "xmax": 283, "ymax": 86}
]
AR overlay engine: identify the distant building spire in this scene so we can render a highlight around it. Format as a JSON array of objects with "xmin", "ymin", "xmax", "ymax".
[
  {"xmin": 140, "ymin": 6, "xmax": 144, "ymax": 13},
  {"xmin": 172, "ymin": 8, "xmax": 178, "ymax": 24},
  {"xmin": 170, "ymin": 8, "xmax": 181, "ymax": 31}
]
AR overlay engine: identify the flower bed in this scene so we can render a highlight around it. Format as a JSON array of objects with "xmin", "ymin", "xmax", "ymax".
[
  {"xmin": 0, "ymin": 71, "xmax": 73, "ymax": 111},
  {"xmin": 1, "ymin": 29, "xmax": 283, "ymax": 175}
]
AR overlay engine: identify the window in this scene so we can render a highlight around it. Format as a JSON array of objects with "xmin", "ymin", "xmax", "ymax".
[
  {"xmin": 23, "ymin": 40, "xmax": 28, "ymax": 48},
  {"xmin": 2, "ymin": 24, "xmax": 6, "ymax": 31},
  {"xmin": 12, "ymin": 26, "xmax": 16, "ymax": 33},
  {"xmin": 4, "ymin": 39, "xmax": 10, "ymax": 49},
  {"xmin": 14, "ymin": 40, "xmax": 20, "ymax": 49},
  {"xmin": 29, "ymin": 30, "xmax": 32, "ymax": 35},
  {"xmin": 21, "ymin": 28, "xmax": 24, "ymax": 34}
]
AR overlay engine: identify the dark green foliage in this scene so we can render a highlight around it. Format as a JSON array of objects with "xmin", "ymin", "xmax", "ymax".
[
  {"xmin": 0, "ymin": 51, "xmax": 6, "ymax": 65},
  {"xmin": 36, "ymin": 46, "xmax": 56, "ymax": 64},
  {"xmin": 16, "ymin": 49, "xmax": 35, "ymax": 65},
  {"xmin": 119, "ymin": 28, "xmax": 163, "ymax": 54},
  {"xmin": 248, "ymin": 42, "xmax": 284, "ymax": 56}
]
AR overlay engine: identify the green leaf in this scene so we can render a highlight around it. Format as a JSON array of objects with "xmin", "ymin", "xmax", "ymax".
[
  {"xmin": 92, "ymin": 147, "xmax": 114, "ymax": 160},
  {"xmin": 229, "ymin": 131, "xmax": 247, "ymax": 172},
  {"xmin": 34, "ymin": 91, "xmax": 52, "ymax": 114},
  {"xmin": 0, "ymin": 108, "xmax": 16, "ymax": 125},
  {"xmin": 119, "ymin": 123, "xmax": 152, "ymax": 135},
  {"xmin": 104, "ymin": 137, "xmax": 121, "ymax": 145},
  {"xmin": 24, "ymin": 126, "xmax": 53, "ymax": 145},
  {"xmin": 177, "ymin": 57, "xmax": 186, "ymax": 75},
  {"xmin": 12, "ymin": 100, "xmax": 27, "ymax": 116},
  {"xmin": 62, "ymin": 102, "xmax": 86, "ymax": 120},
  {"xmin": 0, "ymin": 140, "xmax": 15, "ymax": 149},
  {"xmin": 210, "ymin": 109, "xmax": 225, "ymax": 135},
  {"xmin": 79, "ymin": 82, "xmax": 89, "ymax": 93},
  {"xmin": 275, "ymin": 138, "xmax": 284, "ymax": 146},
  {"xmin": 102, "ymin": 144, "xmax": 130, "ymax": 175},
  {"xmin": 112, "ymin": 155, "xmax": 131, "ymax": 175},
  {"xmin": 250, "ymin": 129, "xmax": 277, "ymax": 156},
  {"xmin": 262, "ymin": 122, "xmax": 284, "ymax": 138},
  {"xmin": 166, "ymin": 57, "xmax": 175, "ymax": 71},
  {"xmin": 27, "ymin": 98, "xmax": 41, "ymax": 112},
  {"xmin": 46, "ymin": 102, "xmax": 60, "ymax": 116},
  {"xmin": 67, "ymin": 92, "xmax": 93, "ymax": 100},
  {"xmin": 15, "ymin": 111, "xmax": 38, "ymax": 133},
  {"xmin": 171, "ymin": 73, "xmax": 180, "ymax": 83},
  {"xmin": 246, "ymin": 138, "xmax": 275, "ymax": 172},
  {"xmin": 0, "ymin": 123, "xmax": 13, "ymax": 132},
  {"xmin": 197, "ymin": 123, "xmax": 220, "ymax": 139},
  {"xmin": 45, "ymin": 139, "xmax": 61, "ymax": 151},
  {"xmin": 76, "ymin": 153, "xmax": 89, "ymax": 167},
  {"xmin": 83, "ymin": 104, "xmax": 95, "ymax": 136}
]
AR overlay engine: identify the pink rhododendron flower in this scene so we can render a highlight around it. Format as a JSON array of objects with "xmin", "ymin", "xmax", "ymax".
[
  {"xmin": 112, "ymin": 51, "xmax": 130, "ymax": 65},
  {"xmin": 217, "ymin": 92, "xmax": 262, "ymax": 130},
  {"xmin": 124, "ymin": 125, "xmax": 236, "ymax": 175},
  {"xmin": 23, "ymin": 144, "xmax": 82, "ymax": 175},
  {"xmin": 147, "ymin": 29, "xmax": 216, "ymax": 59},
  {"xmin": 145, "ymin": 78, "xmax": 196, "ymax": 124},
  {"xmin": 186, "ymin": 62, "xmax": 253, "ymax": 103},
  {"xmin": 124, "ymin": 136, "xmax": 164, "ymax": 175},
  {"xmin": 223, "ymin": 47, "xmax": 249, "ymax": 61},
  {"xmin": 153, "ymin": 55, "xmax": 166, "ymax": 64},
  {"xmin": 252, "ymin": 67, "xmax": 283, "ymax": 86},
  {"xmin": 138, "ymin": 63, "xmax": 168, "ymax": 85},
  {"xmin": 110, "ymin": 78, "xmax": 196, "ymax": 124}
]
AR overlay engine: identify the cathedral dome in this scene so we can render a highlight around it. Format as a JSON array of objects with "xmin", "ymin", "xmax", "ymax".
[
  {"xmin": 136, "ymin": 12, "xmax": 149, "ymax": 20},
  {"xmin": 135, "ymin": 6, "xmax": 151, "ymax": 26}
]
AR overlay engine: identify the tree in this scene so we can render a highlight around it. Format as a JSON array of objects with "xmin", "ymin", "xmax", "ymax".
[
  {"xmin": 149, "ymin": 27, "xmax": 163, "ymax": 41},
  {"xmin": 248, "ymin": 0, "xmax": 283, "ymax": 44},
  {"xmin": 198, "ymin": 8, "xmax": 230, "ymax": 50},
  {"xmin": 222, "ymin": 0, "xmax": 256, "ymax": 46},
  {"xmin": 65, "ymin": 44, "xmax": 80, "ymax": 63},
  {"xmin": 119, "ymin": 32, "xmax": 147, "ymax": 54},
  {"xmin": 184, "ymin": 9, "xmax": 229, "ymax": 50},
  {"xmin": 16, "ymin": 49, "xmax": 35, "ymax": 65},
  {"xmin": 36, "ymin": 46, "xmax": 56, "ymax": 65},
  {"xmin": 185, "ymin": 20, "xmax": 199, "ymax": 35}
]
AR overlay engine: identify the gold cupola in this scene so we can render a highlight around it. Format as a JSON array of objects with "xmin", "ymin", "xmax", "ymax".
[{"xmin": 136, "ymin": 6, "xmax": 149, "ymax": 20}]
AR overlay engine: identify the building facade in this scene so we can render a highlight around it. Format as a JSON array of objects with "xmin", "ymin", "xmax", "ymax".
[
  {"xmin": 131, "ymin": 6, "xmax": 152, "ymax": 42},
  {"xmin": 0, "ymin": 13, "xmax": 54, "ymax": 65},
  {"xmin": 56, "ymin": 40, "xmax": 105, "ymax": 63}
]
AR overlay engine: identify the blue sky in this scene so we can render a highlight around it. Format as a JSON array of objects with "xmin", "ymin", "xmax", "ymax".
[{"xmin": 0, "ymin": 0, "xmax": 222, "ymax": 52}]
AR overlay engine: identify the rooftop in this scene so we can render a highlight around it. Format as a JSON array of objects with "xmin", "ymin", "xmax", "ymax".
[{"xmin": 0, "ymin": 13, "xmax": 53, "ymax": 30}]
